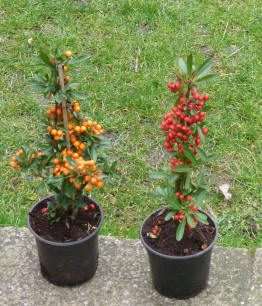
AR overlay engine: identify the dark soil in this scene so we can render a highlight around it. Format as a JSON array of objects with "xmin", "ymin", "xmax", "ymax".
[
  {"xmin": 142, "ymin": 209, "xmax": 216, "ymax": 256},
  {"xmin": 29, "ymin": 196, "xmax": 101, "ymax": 243}
]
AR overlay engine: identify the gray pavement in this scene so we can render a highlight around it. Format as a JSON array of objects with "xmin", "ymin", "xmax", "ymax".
[{"xmin": 0, "ymin": 227, "xmax": 261, "ymax": 306}]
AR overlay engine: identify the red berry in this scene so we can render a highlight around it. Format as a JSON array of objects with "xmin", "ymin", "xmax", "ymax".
[
  {"xmin": 179, "ymin": 195, "xmax": 184, "ymax": 201},
  {"xmin": 175, "ymin": 83, "xmax": 181, "ymax": 89},
  {"xmin": 202, "ymin": 128, "xmax": 208, "ymax": 135},
  {"xmin": 191, "ymin": 89, "xmax": 197, "ymax": 95},
  {"xmin": 179, "ymin": 215, "xmax": 184, "ymax": 220},
  {"xmin": 186, "ymin": 195, "xmax": 191, "ymax": 202},
  {"xmin": 157, "ymin": 220, "xmax": 162, "ymax": 225},
  {"xmin": 41, "ymin": 208, "xmax": 48, "ymax": 214},
  {"xmin": 89, "ymin": 203, "xmax": 95, "ymax": 210},
  {"xmin": 176, "ymin": 192, "xmax": 180, "ymax": 196},
  {"xmin": 193, "ymin": 205, "xmax": 198, "ymax": 211},
  {"xmin": 174, "ymin": 215, "xmax": 179, "ymax": 220},
  {"xmin": 179, "ymin": 97, "xmax": 184, "ymax": 104},
  {"xmin": 168, "ymin": 82, "xmax": 173, "ymax": 88},
  {"xmin": 203, "ymin": 94, "xmax": 209, "ymax": 101}
]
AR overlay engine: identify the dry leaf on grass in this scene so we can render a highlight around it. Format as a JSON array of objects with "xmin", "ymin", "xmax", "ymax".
[{"xmin": 219, "ymin": 184, "xmax": 232, "ymax": 201}]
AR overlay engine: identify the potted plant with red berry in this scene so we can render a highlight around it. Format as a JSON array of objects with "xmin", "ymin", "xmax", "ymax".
[
  {"xmin": 140, "ymin": 55, "xmax": 218, "ymax": 299},
  {"xmin": 10, "ymin": 48, "xmax": 117, "ymax": 286}
]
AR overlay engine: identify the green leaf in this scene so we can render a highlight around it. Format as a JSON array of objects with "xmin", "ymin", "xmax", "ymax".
[
  {"xmin": 154, "ymin": 186, "xmax": 168, "ymax": 198},
  {"xmin": 73, "ymin": 199, "xmax": 87, "ymax": 207},
  {"xmin": 178, "ymin": 58, "xmax": 187, "ymax": 75},
  {"xmin": 66, "ymin": 155, "xmax": 77, "ymax": 169},
  {"xmin": 197, "ymin": 172, "xmax": 205, "ymax": 186},
  {"xmin": 38, "ymin": 49, "xmax": 53, "ymax": 67},
  {"xmin": 69, "ymin": 55, "xmax": 91, "ymax": 65},
  {"xmin": 167, "ymin": 173, "xmax": 179, "ymax": 184},
  {"xmin": 195, "ymin": 58, "xmax": 212, "ymax": 79},
  {"xmin": 21, "ymin": 146, "xmax": 30, "ymax": 159},
  {"xmin": 196, "ymin": 125, "xmax": 205, "ymax": 144},
  {"xmin": 165, "ymin": 211, "xmax": 174, "ymax": 221},
  {"xmin": 55, "ymin": 90, "xmax": 67, "ymax": 103},
  {"xmin": 47, "ymin": 177, "xmax": 64, "ymax": 188},
  {"xmin": 36, "ymin": 182, "xmax": 45, "ymax": 193},
  {"xmin": 194, "ymin": 211, "xmax": 209, "ymax": 224},
  {"xmin": 196, "ymin": 147, "xmax": 208, "ymax": 162},
  {"xmin": 62, "ymin": 180, "xmax": 75, "ymax": 198},
  {"xmin": 195, "ymin": 74, "xmax": 217, "ymax": 85},
  {"xmin": 69, "ymin": 90, "xmax": 86, "ymax": 100},
  {"xmin": 149, "ymin": 172, "xmax": 168, "ymax": 179},
  {"xmin": 194, "ymin": 190, "xmax": 207, "ymax": 206},
  {"xmin": 174, "ymin": 165, "xmax": 191, "ymax": 173},
  {"xmin": 187, "ymin": 54, "xmax": 193, "ymax": 77},
  {"xmin": 176, "ymin": 219, "xmax": 186, "ymax": 241},
  {"xmin": 187, "ymin": 215, "xmax": 196, "ymax": 228},
  {"xmin": 207, "ymin": 153, "xmax": 219, "ymax": 163},
  {"xmin": 182, "ymin": 145, "xmax": 196, "ymax": 164},
  {"xmin": 184, "ymin": 170, "xmax": 192, "ymax": 190},
  {"xmin": 90, "ymin": 146, "xmax": 97, "ymax": 161}
]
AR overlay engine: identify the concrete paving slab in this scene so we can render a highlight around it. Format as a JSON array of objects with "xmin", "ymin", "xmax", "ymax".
[{"xmin": 0, "ymin": 227, "xmax": 260, "ymax": 306}]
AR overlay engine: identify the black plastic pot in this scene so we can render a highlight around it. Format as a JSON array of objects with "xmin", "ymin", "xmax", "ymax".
[
  {"xmin": 140, "ymin": 209, "xmax": 218, "ymax": 299},
  {"xmin": 27, "ymin": 195, "xmax": 103, "ymax": 286}
]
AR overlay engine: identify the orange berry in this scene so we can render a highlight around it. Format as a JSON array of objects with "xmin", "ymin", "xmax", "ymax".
[
  {"xmin": 57, "ymin": 108, "xmax": 62, "ymax": 117},
  {"xmin": 69, "ymin": 177, "xmax": 75, "ymax": 183},
  {"xmin": 86, "ymin": 120, "xmax": 92, "ymax": 127},
  {"xmin": 51, "ymin": 59, "xmax": 55, "ymax": 65},
  {"xmin": 97, "ymin": 177, "xmax": 103, "ymax": 182},
  {"xmin": 63, "ymin": 169, "xmax": 69, "ymax": 176},
  {"xmin": 67, "ymin": 150, "xmax": 73, "ymax": 156},
  {"xmin": 87, "ymin": 160, "xmax": 95, "ymax": 167},
  {"xmin": 74, "ymin": 126, "xmax": 81, "ymax": 133},
  {"xmin": 64, "ymin": 76, "xmax": 70, "ymax": 84},
  {"xmin": 68, "ymin": 124, "xmax": 73, "ymax": 130},
  {"xmin": 57, "ymin": 130, "xmax": 63, "ymax": 136},
  {"xmin": 79, "ymin": 143, "xmax": 86, "ymax": 150},
  {"xmin": 46, "ymin": 109, "xmax": 51, "ymax": 115},
  {"xmin": 97, "ymin": 182, "xmax": 103, "ymax": 188},
  {"xmin": 53, "ymin": 158, "xmax": 60, "ymax": 165},
  {"xmin": 73, "ymin": 140, "xmax": 81, "ymax": 148},
  {"xmin": 37, "ymin": 152, "xmax": 43, "ymax": 157},
  {"xmin": 54, "ymin": 135, "xmax": 60, "ymax": 141},
  {"xmin": 90, "ymin": 177, "xmax": 97, "ymax": 185},
  {"xmin": 96, "ymin": 124, "xmax": 102, "ymax": 130},
  {"xmin": 80, "ymin": 126, "xmax": 87, "ymax": 133},
  {"xmin": 74, "ymin": 106, "xmax": 80, "ymax": 112},
  {"xmin": 81, "ymin": 169, "xmax": 87, "ymax": 175},
  {"xmin": 77, "ymin": 150, "xmax": 83, "ymax": 156},
  {"xmin": 83, "ymin": 206, "xmax": 88, "ymax": 211},
  {"xmin": 85, "ymin": 184, "xmax": 92, "ymax": 192},
  {"xmin": 84, "ymin": 175, "xmax": 91, "ymax": 182},
  {"xmin": 64, "ymin": 162, "xmax": 70, "ymax": 169},
  {"xmin": 17, "ymin": 149, "xmax": 23, "ymax": 156},
  {"xmin": 116, "ymin": 168, "xmax": 121, "ymax": 173},
  {"xmin": 99, "ymin": 129, "xmax": 104, "ymax": 135},
  {"xmin": 93, "ymin": 121, "xmax": 97, "ymax": 127},
  {"xmin": 72, "ymin": 153, "xmax": 79, "ymax": 159},
  {"xmin": 50, "ymin": 113, "xmax": 56, "ymax": 120},
  {"xmin": 63, "ymin": 65, "xmax": 68, "ymax": 72},
  {"xmin": 74, "ymin": 183, "xmax": 81, "ymax": 189},
  {"xmin": 10, "ymin": 162, "xmax": 16, "ymax": 168},
  {"xmin": 47, "ymin": 126, "xmax": 52, "ymax": 132},
  {"xmin": 11, "ymin": 156, "xmax": 17, "ymax": 162},
  {"xmin": 65, "ymin": 50, "xmax": 72, "ymax": 58},
  {"xmin": 51, "ymin": 129, "xmax": 57, "ymax": 136},
  {"xmin": 50, "ymin": 106, "xmax": 56, "ymax": 113}
]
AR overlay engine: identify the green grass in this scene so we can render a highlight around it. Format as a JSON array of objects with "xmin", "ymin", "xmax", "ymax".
[{"xmin": 0, "ymin": 0, "xmax": 261, "ymax": 248}]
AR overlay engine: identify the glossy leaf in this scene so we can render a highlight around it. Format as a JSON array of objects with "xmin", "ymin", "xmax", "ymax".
[
  {"xmin": 149, "ymin": 172, "xmax": 168, "ymax": 179},
  {"xmin": 195, "ymin": 58, "xmax": 212, "ymax": 79},
  {"xmin": 194, "ymin": 211, "xmax": 209, "ymax": 224},
  {"xmin": 183, "ymin": 145, "xmax": 196, "ymax": 164},
  {"xmin": 195, "ymin": 74, "xmax": 217, "ymax": 85},
  {"xmin": 187, "ymin": 54, "xmax": 193, "ymax": 77},
  {"xmin": 165, "ymin": 211, "xmax": 174, "ymax": 221},
  {"xmin": 176, "ymin": 219, "xmax": 186, "ymax": 241},
  {"xmin": 174, "ymin": 165, "xmax": 191, "ymax": 173},
  {"xmin": 187, "ymin": 215, "xmax": 196, "ymax": 228},
  {"xmin": 66, "ymin": 156, "xmax": 77, "ymax": 168},
  {"xmin": 178, "ymin": 58, "xmax": 187, "ymax": 75},
  {"xmin": 69, "ymin": 55, "xmax": 90, "ymax": 65},
  {"xmin": 197, "ymin": 125, "xmax": 205, "ymax": 144},
  {"xmin": 196, "ymin": 147, "xmax": 208, "ymax": 162}
]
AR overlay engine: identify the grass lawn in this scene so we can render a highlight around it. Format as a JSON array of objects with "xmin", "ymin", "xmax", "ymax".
[{"xmin": 0, "ymin": 0, "xmax": 261, "ymax": 248}]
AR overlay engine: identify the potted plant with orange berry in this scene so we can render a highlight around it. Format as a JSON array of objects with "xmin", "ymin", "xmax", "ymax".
[
  {"xmin": 140, "ymin": 55, "xmax": 218, "ymax": 299},
  {"xmin": 10, "ymin": 48, "xmax": 116, "ymax": 286}
]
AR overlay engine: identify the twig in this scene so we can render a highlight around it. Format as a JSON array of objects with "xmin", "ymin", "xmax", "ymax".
[
  {"xmin": 222, "ymin": 22, "xmax": 229, "ymax": 40},
  {"xmin": 227, "ymin": 46, "xmax": 244, "ymax": 58},
  {"xmin": 134, "ymin": 48, "xmax": 141, "ymax": 72},
  {"xmin": 58, "ymin": 65, "xmax": 71, "ymax": 150}
]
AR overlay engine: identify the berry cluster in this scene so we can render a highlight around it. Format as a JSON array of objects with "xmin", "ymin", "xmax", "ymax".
[{"xmin": 162, "ymin": 86, "xmax": 209, "ymax": 173}]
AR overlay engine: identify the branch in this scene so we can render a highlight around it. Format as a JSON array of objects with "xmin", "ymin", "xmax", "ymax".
[{"xmin": 58, "ymin": 65, "xmax": 71, "ymax": 150}]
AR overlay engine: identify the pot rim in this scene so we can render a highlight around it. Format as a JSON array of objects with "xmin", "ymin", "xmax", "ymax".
[
  {"xmin": 140, "ymin": 208, "xmax": 218, "ymax": 260},
  {"xmin": 27, "ymin": 194, "xmax": 104, "ymax": 247}
]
